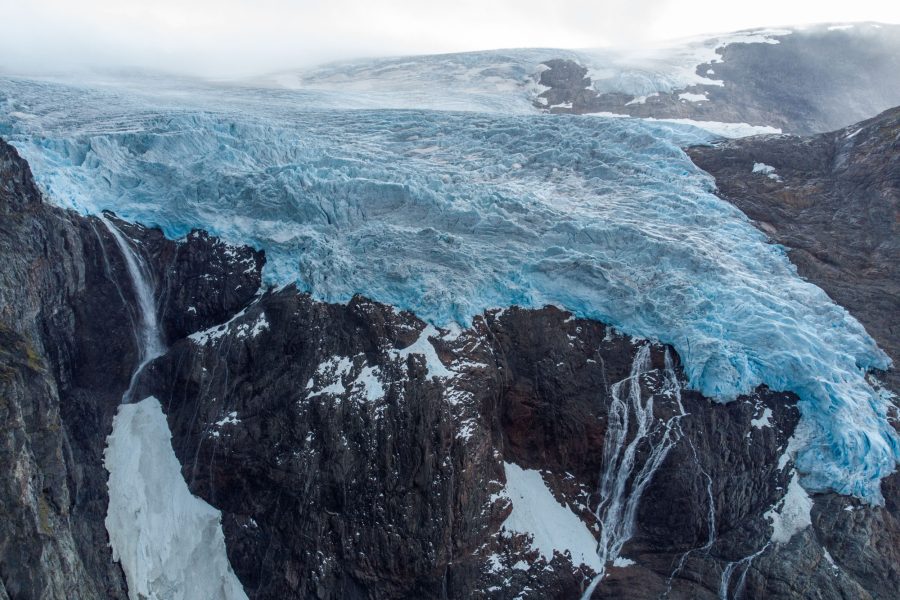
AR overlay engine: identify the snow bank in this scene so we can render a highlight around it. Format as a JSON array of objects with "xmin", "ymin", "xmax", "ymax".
[
  {"xmin": 765, "ymin": 471, "xmax": 813, "ymax": 544},
  {"xmin": 104, "ymin": 397, "xmax": 248, "ymax": 600},
  {"xmin": 501, "ymin": 463, "xmax": 602, "ymax": 571}
]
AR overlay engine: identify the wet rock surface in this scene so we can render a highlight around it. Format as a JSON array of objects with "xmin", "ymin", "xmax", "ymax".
[
  {"xmin": 0, "ymin": 139, "xmax": 130, "ymax": 599},
  {"xmin": 2, "ymin": 112, "xmax": 899, "ymax": 600},
  {"xmin": 0, "ymin": 139, "xmax": 262, "ymax": 599}
]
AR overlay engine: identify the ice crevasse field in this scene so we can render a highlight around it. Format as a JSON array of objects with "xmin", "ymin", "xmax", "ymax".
[{"xmin": 0, "ymin": 69, "xmax": 896, "ymax": 504}]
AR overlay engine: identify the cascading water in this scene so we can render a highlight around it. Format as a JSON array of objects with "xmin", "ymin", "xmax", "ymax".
[
  {"xmin": 99, "ymin": 215, "xmax": 165, "ymax": 401},
  {"xmin": 581, "ymin": 346, "xmax": 687, "ymax": 599},
  {"xmin": 659, "ymin": 435, "xmax": 718, "ymax": 599},
  {"xmin": 100, "ymin": 217, "xmax": 248, "ymax": 599},
  {"xmin": 719, "ymin": 543, "xmax": 770, "ymax": 600}
]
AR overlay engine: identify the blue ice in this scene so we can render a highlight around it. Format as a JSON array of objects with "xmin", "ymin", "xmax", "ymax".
[{"xmin": 0, "ymin": 76, "xmax": 896, "ymax": 503}]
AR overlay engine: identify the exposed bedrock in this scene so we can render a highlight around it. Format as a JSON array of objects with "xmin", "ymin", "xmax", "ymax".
[{"xmin": 0, "ymin": 138, "xmax": 262, "ymax": 599}]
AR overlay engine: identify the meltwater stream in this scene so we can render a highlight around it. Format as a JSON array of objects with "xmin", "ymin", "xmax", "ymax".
[
  {"xmin": 100, "ymin": 217, "xmax": 165, "ymax": 383},
  {"xmin": 1, "ymin": 75, "xmax": 897, "ymax": 503},
  {"xmin": 99, "ymin": 219, "xmax": 247, "ymax": 600},
  {"xmin": 582, "ymin": 346, "xmax": 687, "ymax": 598}
]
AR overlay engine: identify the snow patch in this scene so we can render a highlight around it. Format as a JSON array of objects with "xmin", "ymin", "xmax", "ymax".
[
  {"xmin": 354, "ymin": 364, "xmax": 385, "ymax": 402},
  {"xmin": 306, "ymin": 356, "xmax": 354, "ymax": 395},
  {"xmin": 248, "ymin": 313, "xmax": 269, "ymax": 337},
  {"xmin": 752, "ymin": 162, "xmax": 782, "ymax": 181},
  {"xmin": 457, "ymin": 418, "xmax": 478, "ymax": 441},
  {"xmin": 647, "ymin": 118, "xmax": 780, "ymax": 138},
  {"xmin": 626, "ymin": 92, "xmax": 658, "ymax": 105},
  {"xmin": 215, "ymin": 411, "xmax": 240, "ymax": 427},
  {"xmin": 764, "ymin": 471, "xmax": 813, "ymax": 544},
  {"xmin": 678, "ymin": 91, "xmax": 708, "ymax": 102},
  {"xmin": 487, "ymin": 553, "xmax": 503, "ymax": 573},
  {"xmin": 392, "ymin": 325, "xmax": 453, "ymax": 378},
  {"xmin": 501, "ymin": 462, "xmax": 602, "ymax": 572},
  {"xmin": 104, "ymin": 397, "xmax": 247, "ymax": 600},
  {"xmin": 583, "ymin": 112, "xmax": 780, "ymax": 138},
  {"xmin": 777, "ymin": 433, "xmax": 805, "ymax": 470},
  {"xmin": 188, "ymin": 307, "xmax": 250, "ymax": 345},
  {"xmin": 751, "ymin": 407, "xmax": 773, "ymax": 429}
]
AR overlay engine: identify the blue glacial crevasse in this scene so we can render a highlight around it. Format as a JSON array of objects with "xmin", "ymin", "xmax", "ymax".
[{"xmin": 0, "ymin": 76, "xmax": 895, "ymax": 502}]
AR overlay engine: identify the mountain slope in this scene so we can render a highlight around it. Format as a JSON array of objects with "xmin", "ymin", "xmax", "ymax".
[
  {"xmin": 534, "ymin": 23, "xmax": 900, "ymax": 134},
  {"xmin": 0, "ymin": 139, "xmax": 261, "ymax": 599},
  {"xmin": 258, "ymin": 23, "xmax": 900, "ymax": 135},
  {"xmin": 687, "ymin": 106, "xmax": 900, "ymax": 391},
  {"xmin": 1, "ymin": 21, "xmax": 899, "ymax": 600}
]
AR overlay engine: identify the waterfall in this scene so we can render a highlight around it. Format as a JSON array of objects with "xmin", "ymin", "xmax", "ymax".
[
  {"xmin": 582, "ymin": 345, "xmax": 686, "ymax": 599},
  {"xmin": 100, "ymin": 216, "xmax": 165, "ymax": 401},
  {"xmin": 100, "ymin": 216, "xmax": 248, "ymax": 599},
  {"xmin": 719, "ymin": 543, "xmax": 769, "ymax": 600},
  {"xmin": 659, "ymin": 435, "xmax": 717, "ymax": 599}
]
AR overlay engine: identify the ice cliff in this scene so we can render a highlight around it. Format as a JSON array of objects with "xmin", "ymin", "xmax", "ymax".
[{"xmin": 0, "ymin": 73, "xmax": 896, "ymax": 502}]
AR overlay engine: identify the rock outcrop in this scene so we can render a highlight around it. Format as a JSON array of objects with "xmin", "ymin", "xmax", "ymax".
[
  {"xmin": 534, "ymin": 24, "xmax": 900, "ymax": 135},
  {"xmin": 0, "ymin": 139, "xmax": 263, "ymax": 599}
]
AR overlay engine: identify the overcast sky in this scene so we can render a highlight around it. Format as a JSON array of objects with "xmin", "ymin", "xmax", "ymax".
[{"xmin": 2, "ymin": 0, "xmax": 899, "ymax": 77}]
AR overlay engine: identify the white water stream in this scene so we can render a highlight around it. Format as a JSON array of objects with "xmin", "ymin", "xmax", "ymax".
[
  {"xmin": 100, "ymin": 218, "xmax": 247, "ymax": 600},
  {"xmin": 582, "ymin": 346, "xmax": 687, "ymax": 599}
]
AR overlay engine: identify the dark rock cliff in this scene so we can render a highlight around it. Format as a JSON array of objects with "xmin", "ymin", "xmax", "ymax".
[
  {"xmin": 0, "ymin": 139, "xmax": 261, "ymax": 599},
  {"xmin": 1, "ymin": 118, "xmax": 899, "ymax": 600}
]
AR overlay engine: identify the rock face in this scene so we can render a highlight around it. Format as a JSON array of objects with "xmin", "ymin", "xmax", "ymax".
[
  {"xmin": 1, "ymin": 114, "xmax": 899, "ymax": 600},
  {"xmin": 687, "ymin": 106, "xmax": 900, "ymax": 393},
  {"xmin": 535, "ymin": 24, "xmax": 900, "ymax": 135},
  {"xmin": 0, "ymin": 139, "xmax": 263, "ymax": 599}
]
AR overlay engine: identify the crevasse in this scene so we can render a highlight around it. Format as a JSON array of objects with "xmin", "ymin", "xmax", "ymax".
[{"xmin": 0, "ymin": 76, "xmax": 896, "ymax": 503}]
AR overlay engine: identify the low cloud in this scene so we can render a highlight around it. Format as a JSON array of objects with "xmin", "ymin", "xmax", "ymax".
[{"xmin": 0, "ymin": 0, "xmax": 897, "ymax": 78}]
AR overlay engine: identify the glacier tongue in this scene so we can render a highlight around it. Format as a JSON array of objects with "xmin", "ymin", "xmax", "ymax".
[
  {"xmin": 104, "ymin": 397, "xmax": 248, "ymax": 600},
  {"xmin": 1, "ymin": 75, "xmax": 897, "ymax": 503}
]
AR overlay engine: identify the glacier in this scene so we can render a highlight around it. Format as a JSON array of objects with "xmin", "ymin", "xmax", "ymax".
[
  {"xmin": 257, "ymin": 28, "xmax": 791, "ymax": 109},
  {"xmin": 0, "ymin": 73, "xmax": 897, "ymax": 503}
]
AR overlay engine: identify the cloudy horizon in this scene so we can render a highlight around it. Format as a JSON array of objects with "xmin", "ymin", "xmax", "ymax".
[{"xmin": 2, "ymin": 0, "xmax": 899, "ymax": 78}]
